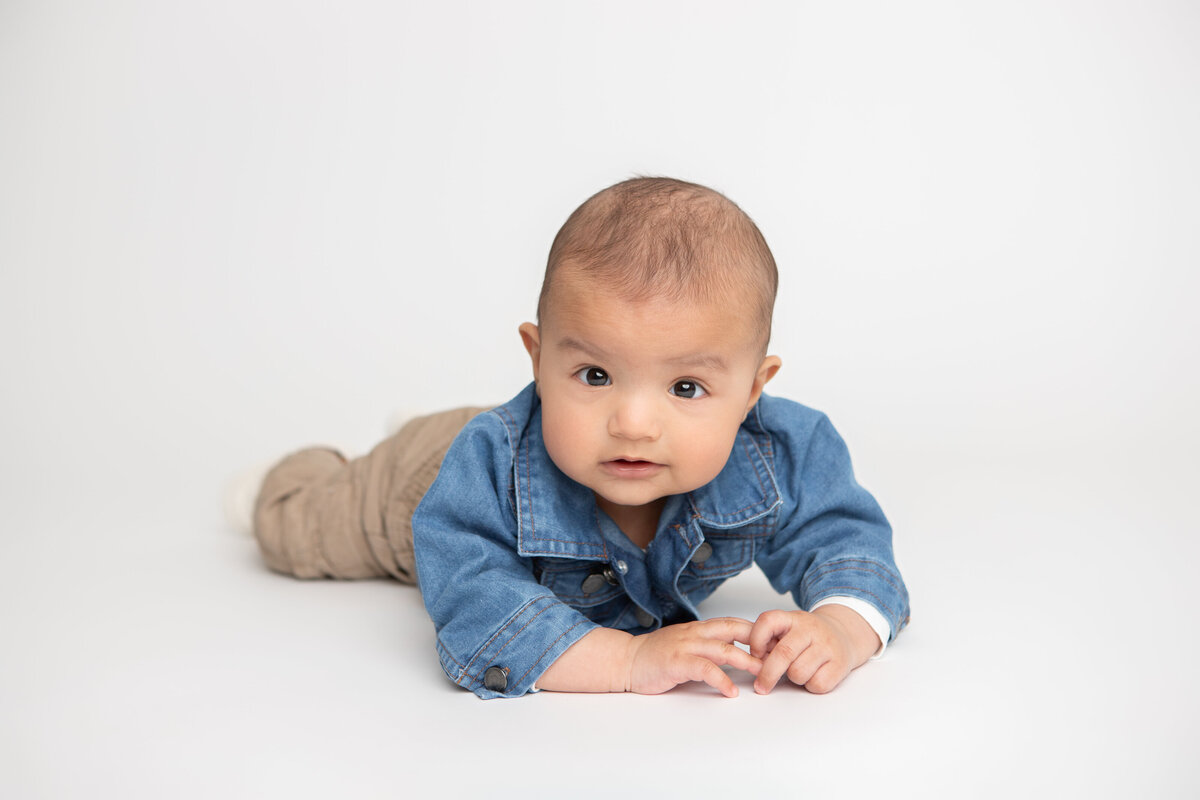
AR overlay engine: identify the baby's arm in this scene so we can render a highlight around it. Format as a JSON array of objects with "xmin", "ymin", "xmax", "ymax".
[
  {"xmin": 535, "ymin": 618, "xmax": 762, "ymax": 697},
  {"xmin": 748, "ymin": 605, "xmax": 880, "ymax": 694},
  {"xmin": 751, "ymin": 404, "xmax": 910, "ymax": 694}
]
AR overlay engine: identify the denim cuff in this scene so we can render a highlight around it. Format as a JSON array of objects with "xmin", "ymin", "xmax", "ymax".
[
  {"xmin": 800, "ymin": 557, "xmax": 910, "ymax": 643},
  {"xmin": 436, "ymin": 595, "xmax": 600, "ymax": 699}
]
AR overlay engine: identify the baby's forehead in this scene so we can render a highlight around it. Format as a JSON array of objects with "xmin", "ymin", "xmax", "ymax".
[
  {"xmin": 546, "ymin": 273, "xmax": 763, "ymax": 343},
  {"xmin": 548, "ymin": 266, "xmax": 754, "ymax": 313}
]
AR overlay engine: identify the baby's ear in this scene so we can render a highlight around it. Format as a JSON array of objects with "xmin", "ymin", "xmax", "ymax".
[
  {"xmin": 518, "ymin": 322, "xmax": 542, "ymax": 383},
  {"xmin": 747, "ymin": 355, "xmax": 782, "ymax": 412}
]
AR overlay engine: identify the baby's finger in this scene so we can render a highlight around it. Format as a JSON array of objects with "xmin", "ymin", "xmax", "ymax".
[
  {"xmin": 753, "ymin": 634, "xmax": 781, "ymax": 661},
  {"xmin": 748, "ymin": 610, "xmax": 792, "ymax": 659},
  {"xmin": 799, "ymin": 660, "xmax": 846, "ymax": 695},
  {"xmin": 690, "ymin": 639, "xmax": 762, "ymax": 676},
  {"xmin": 754, "ymin": 633, "xmax": 810, "ymax": 695},
  {"xmin": 698, "ymin": 616, "xmax": 755, "ymax": 644},
  {"xmin": 685, "ymin": 655, "xmax": 739, "ymax": 698},
  {"xmin": 785, "ymin": 647, "xmax": 830, "ymax": 690}
]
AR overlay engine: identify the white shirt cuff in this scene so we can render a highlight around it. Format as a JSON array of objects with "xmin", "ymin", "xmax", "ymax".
[{"xmin": 809, "ymin": 596, "xmax": 891, "ymax": 659}]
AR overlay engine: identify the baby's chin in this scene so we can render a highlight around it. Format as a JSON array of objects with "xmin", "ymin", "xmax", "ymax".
[{"xmin": 589, "ymin": 480, "xmax": 709, "ymax": 510}]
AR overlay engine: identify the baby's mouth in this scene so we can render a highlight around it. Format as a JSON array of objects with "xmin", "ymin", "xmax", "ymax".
[{"xmin": 602, "ymin": 458, "xmax": 664, "ymax": 476}]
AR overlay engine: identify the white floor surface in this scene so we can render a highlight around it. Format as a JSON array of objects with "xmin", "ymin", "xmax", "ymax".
[{"xmin": 3, "ymin": 445, "xmax": 1196, "ymax": 798}]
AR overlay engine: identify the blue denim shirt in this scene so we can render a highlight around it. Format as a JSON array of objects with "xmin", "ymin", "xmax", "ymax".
[{"xmin": 412, "ymin": 382, "xmax": 909, "ymax": 699}]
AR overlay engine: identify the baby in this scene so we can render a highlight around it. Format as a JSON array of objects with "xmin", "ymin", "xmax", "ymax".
[{"xmin": 248, "ymin": 177, "xmax": 910, "ymax": 699}]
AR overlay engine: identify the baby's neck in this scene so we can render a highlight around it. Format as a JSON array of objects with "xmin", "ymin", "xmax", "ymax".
[{"xmin": 595, "ymin": 495, "xmax": 666, "ymax": 550}]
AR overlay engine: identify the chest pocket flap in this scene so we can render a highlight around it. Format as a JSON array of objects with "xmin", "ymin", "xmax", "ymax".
[{"xmin": 534, "ymin": 557, "xmax": 624, "ymax": 607}]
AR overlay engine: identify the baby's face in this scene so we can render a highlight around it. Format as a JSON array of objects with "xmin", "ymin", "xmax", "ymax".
[{"xmin": 520, "ymin": 274, "xmax": 780, "ymax": 522}]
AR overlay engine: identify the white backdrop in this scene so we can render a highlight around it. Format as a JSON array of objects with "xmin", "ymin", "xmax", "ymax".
[{"xmin": 2, "ymin": 2, "xmax": 1198, "ymax": 797}]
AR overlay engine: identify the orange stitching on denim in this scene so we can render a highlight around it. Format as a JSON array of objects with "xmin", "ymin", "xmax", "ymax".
[
  {"xmin": 806, "ymin": 573, "xmax": 902, "ymax": 609},
  {"xmin": 522, "ymin": 436, "xmax": 534, "ymax": 544},
  {"xmin": 740, "ymin": 435, "xmax": 770, "ymax": 499},
  {"xmin": 813, "ymin": 585, "xmax": 896, "ymax": 619},
  {"xmin": 465, "ymin": 600, "xmax": 560, "ymax": 682},
  {"xmin": 696, "ymin": 458, "xmax": 779, "ymax": 521},
  {"xmin": 589, "ymin": 505, "xmax": 610, "ymax": 560},
  {"xmin": 487, "ymin": 404, "xmax": 521, "ymax": 522},
  {"xmin": 759, "ymin": 428, "xmax": 774, "ymax": 462},
  {"xmin": 492, "ymin": 405, "xmax": 517, "ymax": 437},
  {"xmin": 461, "ymin": 595, "xmax": 552, "ymax": 679},
  {"xmin": 804, "ymin": 560, "xmax": 903, "ymax": 596},
  {"xmin": 521, "ymin": 539, "xmax": 606, "ymax": 555},
  {"xmin": 437, "ymin": 639, "xmax": 464, "ymax": 670},
  {"xmin": 688, "ymin": 437, "xmax": 779, "ymax": 524},
  {"xmin": 516, "ymin": 445, "xmax": 604, "ymax": 552}
]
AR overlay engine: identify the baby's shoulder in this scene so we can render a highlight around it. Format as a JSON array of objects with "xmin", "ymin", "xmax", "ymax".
[
  {"xmin": 438, "ymin": 383, "xmax": 539, "ymax": 472},
  {"xmin": 749, "ymin": 394, "xmax": 861, "ymax": 485},
  {"xmin": 750, "ymin": 392, "xmax": 833, "ymax": 446}
]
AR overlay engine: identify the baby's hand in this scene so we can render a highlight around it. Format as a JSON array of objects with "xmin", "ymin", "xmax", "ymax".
[
  {"xmin": 748, "ymin": 606, "xmax": 881, "ymax": 695},
  {"xmin": 626, "ymin": 617, "xmax": 762, "ymax": 698}
]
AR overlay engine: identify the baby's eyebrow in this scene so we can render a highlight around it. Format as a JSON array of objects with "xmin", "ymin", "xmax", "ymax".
[
  {"xmin": 557, "ymin": 336, "xmax": 610, "ymax": 361},
  {"xmin": 665, "ymin": 352, "xmax": 728, "ymax": 372}
]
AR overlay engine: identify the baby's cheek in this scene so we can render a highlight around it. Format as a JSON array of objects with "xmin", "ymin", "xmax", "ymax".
[
  {"xmin": 541, "ymin": 411, "xmax": 593, "ymax": 479},
  {"xmin": 542, "ymin": 425, "xmax": 576, "ymax": 472},
  {"xmin": 682, "ymin": 424, "xmax": 740, "ymax": 484}
]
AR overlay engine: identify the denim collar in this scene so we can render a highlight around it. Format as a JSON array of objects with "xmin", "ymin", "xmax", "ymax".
[{"xmin": 505, "ymin": 384, "xmax": 782, "ymax": 560}]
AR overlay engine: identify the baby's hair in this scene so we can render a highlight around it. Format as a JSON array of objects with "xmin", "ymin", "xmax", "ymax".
[{"xmin": 538, "ymin": 176, "xmax": 778, "ymax": 352}]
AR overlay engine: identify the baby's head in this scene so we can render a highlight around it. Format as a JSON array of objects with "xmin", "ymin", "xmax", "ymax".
[
  {"xmin": 537, "ymin": 176, "xmax": 778, "ymax": 356},
  {"xmin": 520, "ymin": 177, "xmax": 783, "ymax": 533}
]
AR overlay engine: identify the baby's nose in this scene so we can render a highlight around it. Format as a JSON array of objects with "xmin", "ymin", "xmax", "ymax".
[{"xmin": 608, "ymin": 395, "xmax": 661, "ymax": 441}]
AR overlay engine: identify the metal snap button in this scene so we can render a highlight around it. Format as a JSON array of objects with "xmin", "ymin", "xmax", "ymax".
[
  {"xmin": 582, "ymin": 566, "xmax": 620, "ymax": 594},
  {"xmin": 581, "ymin": 573, "xmax": 606, "ymax": 594},
  {"xmin": 691, "ymin": 542, "xmax": 714, "ymax": 564},
  {"xmin": 635, "ymin": 607, "xmax": 655, "ymax": 627},
  {"xmin": 483, "ymin": 665, "xmax": 509, "ymax": 692},
  {"xmin": 614, "ymin": 560, "xmax": 629, "ymax": 575}
]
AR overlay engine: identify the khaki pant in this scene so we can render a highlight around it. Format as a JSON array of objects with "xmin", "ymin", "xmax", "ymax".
[{"xmin": 252, "ymin": 407, "xmax": 488, "ymax": 583}]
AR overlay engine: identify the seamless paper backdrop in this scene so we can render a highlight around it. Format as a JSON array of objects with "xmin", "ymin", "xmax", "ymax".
[{"xmin": 2, "ymin": 1, "xmax": 1197, "ymax": 797}]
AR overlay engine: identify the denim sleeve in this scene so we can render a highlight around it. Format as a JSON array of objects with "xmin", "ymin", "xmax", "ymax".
[
  {"xmin": 753, "ymin": 408, "xmax": 910, "ymax": 644},
  {"xmin": 412, "ymin": 413, "xmax": 599, "ymax": 699}
]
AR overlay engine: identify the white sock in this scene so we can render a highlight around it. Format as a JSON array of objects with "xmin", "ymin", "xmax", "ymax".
[{"xmin": 222, "ymin": 460, "xmax": 275, "ymax": 536}]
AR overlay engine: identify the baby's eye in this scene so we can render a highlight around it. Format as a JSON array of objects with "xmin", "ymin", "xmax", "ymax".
[
  {"xmin": 670, "ymin": 380, "xmax": 706, "ymax": 399},
  {"xmin": 575, "ymin": 367, "xmax": 611, "ymax": 387}
]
